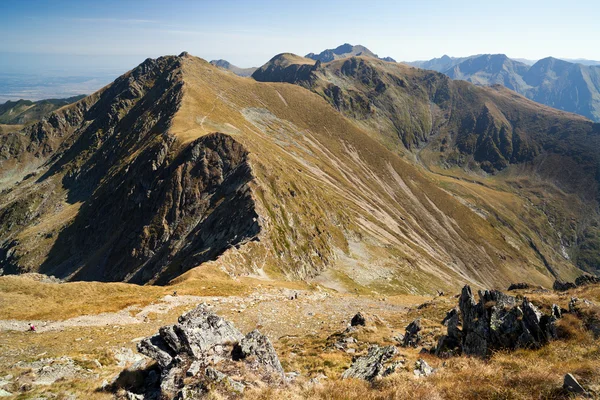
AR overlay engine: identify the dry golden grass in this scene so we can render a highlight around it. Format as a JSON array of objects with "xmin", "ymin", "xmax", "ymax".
[{"xmin": 246, "ymin": 286, "xmax": 600, "ymax": 400}]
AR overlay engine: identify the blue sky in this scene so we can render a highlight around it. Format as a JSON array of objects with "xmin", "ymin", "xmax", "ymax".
[{"xmin": 1, "ymin": 0, "xmax": 599, "ymax": 72}]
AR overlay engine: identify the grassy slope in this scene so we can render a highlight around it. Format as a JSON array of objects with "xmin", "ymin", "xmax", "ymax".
[{"xmin": 167, "ymin": 55, "xmax": 572, "ymax": 294}]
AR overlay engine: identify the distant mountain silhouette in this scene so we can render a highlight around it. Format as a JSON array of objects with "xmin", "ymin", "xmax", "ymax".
[
  {"xmin": 408, "ymin": 54, "xmax": 600, "ymax": 121},
  {"xmin": 305, "ymin": 43, "xmax": 396, "ymax": 63},
  {"xmin": 209, "ymin": 59, "xmax": 257, "ymax": 77}
]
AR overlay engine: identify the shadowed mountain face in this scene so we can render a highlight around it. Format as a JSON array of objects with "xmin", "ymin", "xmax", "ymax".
[
  {"xmin": 306, "ymin": 43, "xmax": 396, "ymax": 63},
  {"xmin": 413, "ymin": 54, "xmax": 600, "ymax": 122},
  {"xmin": 0, "ymin": 52, "xmax": 599, "ymax": 292}
]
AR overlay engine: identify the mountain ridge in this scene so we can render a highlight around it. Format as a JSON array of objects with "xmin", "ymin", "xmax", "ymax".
[{"xmin": 0, "ymin": 52, "xmax": 598, "ymax": 294}]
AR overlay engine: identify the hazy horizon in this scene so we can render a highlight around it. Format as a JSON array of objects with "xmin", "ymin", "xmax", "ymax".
[{"xmin": 2, "ymin": 0, "xmax": 600, "ymax": 102}]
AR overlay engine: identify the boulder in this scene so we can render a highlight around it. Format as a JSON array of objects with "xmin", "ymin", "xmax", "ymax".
[
  {"xmin": 507, "ymin": 283, "xmax": 530, "ymax": 291},
  {"xmin": 401, "ymin": 319, "xmax": 422, "ymax": 347},
  {"xmin": 563, "ymin": 373, "xmax": 587, "ymax": 395},
  {"xmin": 553, "ymin": 280, "xmax": 576, "ymax": 291},
  {"xmin": 231, "ymin": 330, "xmax": 284, "ymax": 376},
  {"xmin": 135, "ymin": 304, "xmax": 283, "ymax": 399},
  {"xmin": 413, "ymin": 358, "xmax": 435, "ymax": 377},
  {"xmin": 341, "ymin": 345, "xmax": 398, "ymax": 381},
  {"xmin": 351, "ymin": 312, "xmax": 366, "ymax": 327}
]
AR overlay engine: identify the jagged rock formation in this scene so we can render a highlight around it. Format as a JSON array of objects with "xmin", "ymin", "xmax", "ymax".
[
  {"xmin": 435, "ymin": 285, "xmax": 560, "ymax": 357},
  {"xmin": 554, "ymin": 275, "xmax": 600, "ymax": 291},
  {"xmin": 137, "ymin": 304, "xmax": 283, "ymax": 398},
  {"xmin": 341, "ymin": 345, "xmax": 400, "ymax": 381}
]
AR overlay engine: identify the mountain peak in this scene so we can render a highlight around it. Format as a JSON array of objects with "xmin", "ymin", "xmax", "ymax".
[{"xmin": 305, "ymin": 43, "xmax": 395, "ymax": 63}]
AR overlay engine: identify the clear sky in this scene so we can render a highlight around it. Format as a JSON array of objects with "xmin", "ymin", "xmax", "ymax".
[{"xmin": 1, "ymin": 0, "xmax": 599, "ymax": 72}]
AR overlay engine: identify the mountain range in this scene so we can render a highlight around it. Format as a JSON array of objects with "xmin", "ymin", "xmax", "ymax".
[
  {"xmin": 0, "ymin": 48, "xmax": 598, "ymax": 294},
  {"xmin": 407, "ymin": 54, "xmax": 600, "ymax": 121}
]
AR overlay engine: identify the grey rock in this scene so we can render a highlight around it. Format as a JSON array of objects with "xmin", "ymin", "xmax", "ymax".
[
  {"xmin": 225, "ymin": 378, "xmax": 244, "ymax": 394},
  {"xmin": 341, "ymin": 345, "xmax": 397, "ymax": 381},
  {"xmin": 552, "ymin": 304, "xmax": 562, "ymax": 319},
  {"xmin": 232, "ymin": 329, "xmax": 284, "ymax": 375},
  {"xmin": 205, "ymin": 367, "xmax": 227, "ymax": 382},
  {"xmin": 413, "ymin": 359, "xmax": 435, "ymax": 377},
  {"xmin": 173, "ymin": 305, "xmax": 244, "ymax": 358},
  {"xmin": 402, "ymin": 318, "xmax": 422, "ymax": 347},
  {"xmin": 186, "ymin": 360, "xmax": 202, "ymax": 377},
  {"xmin": 383, "ymin": 360, "xmax": 404, "ymax": 376},
  {"xmin": 563, "ymin": 373, "xmax": 587, "ymax": 394},
  {"xmin": 136, "ymin": 304, "xmax": 282, "ymax": 399},
  {"xmin": 0, "ymin": 389, "xmax": 12, "ymax": 397},
  {"xmin": 436, "ymin": 285, "xmax": 561, "ymax": 358},
  {"xmin": 125, "ymin": 391, "xmax": 144, "ymax": 400},
  {"xmin": 138, "ymin": 335, "xmax": 173, "ymax": 368}
]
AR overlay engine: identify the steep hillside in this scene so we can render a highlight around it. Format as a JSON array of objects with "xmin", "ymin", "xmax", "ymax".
[
  {"xmin": 0, "ymin": 95, "xmax": 85, "ymax": 125},
  {"xmin": 209, "ymin": 59, "xmax": 257, "ymax": 77},
  {"xmin": 0, "ymin": 52, "xmax": 589, "ymax": 293},
  {"xmin": 306, "ymin": 43, "xmax": 396, "ymax": 63},
  {"xmin": 253, "ymin": 55, "xmax": 600, "ymax": 277}
]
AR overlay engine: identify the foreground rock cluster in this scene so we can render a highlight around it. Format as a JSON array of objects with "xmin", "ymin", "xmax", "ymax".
[
  {"xmin": 135, "ymin": 304, "xmax": 284, "ymax": 399},
  {"xmin": 434, "ymin": 285, "xmax": 561, "ymax": 357}
]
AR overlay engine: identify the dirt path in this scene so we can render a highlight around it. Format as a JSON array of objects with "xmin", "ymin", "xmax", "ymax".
[{"xmin": 0, "ymin": 288, "xmax": 419, "ymax": 339}]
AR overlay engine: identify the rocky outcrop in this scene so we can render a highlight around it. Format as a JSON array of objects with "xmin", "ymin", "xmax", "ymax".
[
  {"xmin": 575, "ymin": 275, "xmax": 600, "ymax": 287},
  {"xmin": 401, "ymin": 319, "xmax": 422, "ymax": 347},
  {"xmin": 507, "ymin": 283, "xmax": 530, "ymax": 291},
  {"xmin": 341, "ymin": 345, "xmax": 400, "ymax": 381},
  {"xmin": 553, "ymin": 280, "xmax": 577, "ymax": 291},
  {"xmin": 435, "ymin": 285, "xmax": 560, "ymax": 358},
  {"xmin": 554, "ymin": 275, "xmax": 600, "ymax": 291},
  {"xmin": 350, "ymin": 312, "xmax": 366, "ymax": 327},
  {"xmin": 136, "ymin": 304, "xmax": 283, "ymax": 399}
]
